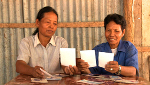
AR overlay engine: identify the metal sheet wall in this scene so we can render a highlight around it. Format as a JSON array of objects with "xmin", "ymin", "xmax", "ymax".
[{"xmin": 0, "ymin": 0, "xmax": 123, "ymax": 84}]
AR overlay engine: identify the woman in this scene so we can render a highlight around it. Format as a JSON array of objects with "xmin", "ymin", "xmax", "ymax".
[
  {"xmin": 16, "ymin": 6, "xmax": 79, "ymax": 78},
  {"xmin": 77, "ymin": 13, "xmax": 138, "ymax": 77}
]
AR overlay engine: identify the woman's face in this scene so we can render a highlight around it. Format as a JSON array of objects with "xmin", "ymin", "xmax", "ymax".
[
  {"xmin": 36, "ymin": 12, "xmax": 58, "ymax": 38},
  {"xmin": 105, "ymin": 21, "xmax": 125, "ymax": 49}
]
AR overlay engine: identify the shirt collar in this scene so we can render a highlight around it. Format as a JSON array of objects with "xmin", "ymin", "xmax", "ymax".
[
  {"xmin": 104, "ymin": 40, "xmax": 125, "ymax": 52},
  {"xmin": 34, "ymin": 33, "xmax": 40, "ymax": 47},
  {"xmin": 117, "ymin": 40, "xmax": 126, "ymax": 52},
  {"xmin": 105, "ymin": 42, "xmax": 112, "ymax": 53},
  {"xmin": 34, "ymin": 33, "xmax": 56, "ymax": 47},
  {"xmin": 49, "ymin": 36, "xmax": 56, "ymax": 46}
]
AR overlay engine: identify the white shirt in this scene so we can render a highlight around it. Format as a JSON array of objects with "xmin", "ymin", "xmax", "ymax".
[
  {"xmin": 17, "ymin": 33, "xmax": 68, "ymax": 73},
  {"xmin": 111, "ymin": 48, "xmax": 117, "ymax": 56}
]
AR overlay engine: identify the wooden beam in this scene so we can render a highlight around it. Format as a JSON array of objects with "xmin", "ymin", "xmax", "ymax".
[
  {"xmin": 123, "ymin": 0, "xmax": 134, "ymax": 44},
  {"xmin": 132, "ymin": 0, "xmax": 142, "ymax": 78},
  {"xmin": 136, "ymin": 46, "xmax": 150, "ymax": 52},
  {"xmin": 58, "ymin": 22, "xmax": 104, "ymax": 28},
  {"xmin": 133, "ymin": 0, "xmax": 142, "ymax": 46},
  {"xmin": 0, "ymin": 23, "xmax": 36, "ymax": 28},
  {"xmin": 0, "ymin": 21, "xmax": 104, "ymax": 28}
]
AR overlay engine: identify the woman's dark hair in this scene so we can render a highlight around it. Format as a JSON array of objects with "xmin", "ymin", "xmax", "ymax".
[
  {"xmin": 104, "ymin": 13, "xmax": 126, "ymax": 32},
  {"xmin": 32, "ymin": 6, "xmax": 58, "ymax": 35}
]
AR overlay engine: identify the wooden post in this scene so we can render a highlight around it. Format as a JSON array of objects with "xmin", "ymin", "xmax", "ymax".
[
  {"xmin": 133, "ymin": 0, "xmax": 142, "ymax": 78},
  {"xmin": 123, "ymin": 0, "xmax": 134, "ymax": 44}
]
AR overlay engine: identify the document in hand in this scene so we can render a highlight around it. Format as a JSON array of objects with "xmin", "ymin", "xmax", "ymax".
[
  {"xmin": 60, "ymin": 48, "xmax": 76, "ymax": 66},
  {"xmin": 80, "ymin": 50, "xmax": 96, "ymax": 67},
  {"xmin": 98, "ymin": 52, "xmax": 114, "ymax": 68}
]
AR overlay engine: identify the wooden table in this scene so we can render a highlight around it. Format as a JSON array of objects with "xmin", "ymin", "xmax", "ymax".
[{"xmin": 5, "ymin": 74, "xmax": 150, "ymax": 85}]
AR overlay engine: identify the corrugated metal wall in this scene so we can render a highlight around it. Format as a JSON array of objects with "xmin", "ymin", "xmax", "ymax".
[{"xmin": 0, "ymin": 0, "xmax": 123, "ymax": 84}]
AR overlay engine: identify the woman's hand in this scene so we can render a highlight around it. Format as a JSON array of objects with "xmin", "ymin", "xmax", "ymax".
[
  {"xmin": 77, "ymin": 59, "xmax": 90, "ymax": 74},
  {"xmin": 16, "ymin": 60, "xmax": 44, "ymax": 78},
  {"xmin": 63, "ymin": 65, "xmax": 81, "ymax": 75},
  {"xmin": 31, "ymin": 66, "xmax": 44, "ymax": 78},
  {"xmin": 105, "ymin": 61, "xmax": 119, "ymax": 73}
]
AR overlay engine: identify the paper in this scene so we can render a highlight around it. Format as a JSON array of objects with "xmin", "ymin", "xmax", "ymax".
[
  {"xmin": 46, "ymin": 76, "xmax": 62, "ymax": 80},
  {"xmin": 55, "ymin": 74, "xmax": 69, "ymax": 77},
  {"xmin": 40, "ymin": 68, "xmax": 53, "ymax": 77},
  {"xmin": 76, "ymin": 79, "xmax": 104, "ymax": 84},
  {"xmin": 114, "ymin": 79, "xmax": 139, "ymax": 83},
  {"xmin": 31, "ymin": 78, "xmax": 48, "ymax": 83},
  {"xmin": 80, "ymin": 50, "xmax": 96, "ymax": 67},
  {"xmin": 60, "ymin": 48, "xmax": 76, "ymax": 66},
  {"xmin": 109, "ymin": 76, "xmax": 122, "ymax": 80},
  {"xmin": 98, "ymin": 52, "xmax": 114, "ymax": 68}
]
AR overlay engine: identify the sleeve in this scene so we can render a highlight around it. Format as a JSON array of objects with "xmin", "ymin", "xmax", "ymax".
[
  {"xmin": 89, "ymin": 66, "xmax": 101, "ymax": 74},
  {"xmin": 61, "ymin": 38, "xmax": 68, "ymax": 48},
  {"xmin": 88, "ymin": 46, "xmax": 102, "ymax": 74},
  {"xmin": 125, "ymin": 44, "xmax": 139, "ymax": 76},
  {"xmin": 17, "ymin": 38, "xmax": 30, "ymax": 64}
]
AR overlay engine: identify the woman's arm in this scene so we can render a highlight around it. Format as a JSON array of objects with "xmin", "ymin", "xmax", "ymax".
[
  {"xmin": 105, "ymin": 61, "xmax": 136, "ymax": 77},
  {"xmin": 16, "ymin": 60, "xmax": 33, "ymax": 75},
  {"xmin": 120, "ymin": 66, "xmax": 136, "ymax": 76},
  {"xmin": 77, "ymin": 59, "xmax": 92, "ymax": 74},
  {"xmin": 16, "ymin": 60, "xmax": 44, "ymax": 78},
  {"xmin": 61, "ymin": 65, "xmax": 81, "ymax": 75}
]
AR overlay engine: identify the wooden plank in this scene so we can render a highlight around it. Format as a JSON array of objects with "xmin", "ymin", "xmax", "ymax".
[
  {"xmin": 0, "ymin": 22, "xmax": 104, "ymax": 28},
  {"xmin": 142, "ymin": 52, "xmax": 150, "ymax": 81},
  {"xmin": 136, "ymin": 47, "xmax": 150, "ymax": 52},
  {"xmin": 142, "ymin": 0, "xmax": 150, "ymax": 46},
  {"xmin": 133, "ymin": 0, "xmax": 142, "ymax": 78},
  {"xmin": 134, "ymin": 0, "xmax": 142, "ymax": 46},
  {"xmin": 142, "ymin": 0, "xmax": 150, "ymax": 81},
  {"xmin": 123, "ymin": 0, "xmax": 134, "ymax": 44},
  {"xmin": 138, "ymin": 52, "xmax": 142, "ymax": 77},
  {"xmin": 0, "ymin": 23, "xmax": 36, "ymax": 28},
  {"xmin": 149, "ymin": 56, "xmax": 150, "ymax": 81}
]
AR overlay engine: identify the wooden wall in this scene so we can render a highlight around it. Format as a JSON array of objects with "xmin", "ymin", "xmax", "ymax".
[
  {"xmin": 124, "ymin": 0, "xmax": 150, "ymax": 81},
  {"xmin": 0, "ymin": 0, "xmax": 123, "ymax": 84},
  {"xmin": 0, "ymin": 0, "xmax": 150, "ymax": 84},
  {"xmin": 141, "ymin": 0, "xmax": 150, "ymax": 81}
]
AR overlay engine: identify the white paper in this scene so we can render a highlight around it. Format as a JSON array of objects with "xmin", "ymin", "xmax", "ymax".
[
  {"xmin": 98, "ymin": 52, "xmax": 114, "ymax": 68},
  {"xmin": 31, "ymin": 78, "xmax": 48, "ymax": 83},
  {"xmin": 60, "ymin": 48, "xmax": 76, "ymax": 66},
  {"xmin": 80, "ymin": 50, "xmax": 96, "ymax": 67}
]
